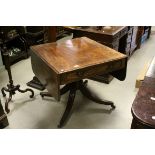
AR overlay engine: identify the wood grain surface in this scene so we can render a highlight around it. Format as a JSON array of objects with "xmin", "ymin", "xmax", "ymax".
[{"xmin": 31, "ymin": 37, "xmax": 126, "ymax": 74}]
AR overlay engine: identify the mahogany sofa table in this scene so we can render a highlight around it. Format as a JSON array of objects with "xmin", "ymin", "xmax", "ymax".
[{"xmin": 30, "ymin": 37, "xmax": 127, "ymax": 128}]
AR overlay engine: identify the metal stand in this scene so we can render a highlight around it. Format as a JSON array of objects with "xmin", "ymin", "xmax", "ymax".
[{"xmin": 1, "ymin": 46, "xmax": 34, "ymax": 113}]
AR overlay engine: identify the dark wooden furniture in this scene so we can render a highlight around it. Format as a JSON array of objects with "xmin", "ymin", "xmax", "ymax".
[
  {"xmin": 30, "ymin": 37, "xmax": 127, "ymax": 128},
  {"xmin": 64, "ymin": 26, "xmax": 128, "ymax": 52},
  {"xmin": 64, "ymin": 26, "xmax": 128, "ymax": 83},
  {"xmin": 123, "ymin": 26, "xmax": 152, "ymax": 58},
  {"xmin": 25, "ymin": 26, "xmax": 45, "ymax": 91},
  {"xmin": 26, "ymin": 26, "xmax": 70, "ymax": 90},
  {"xmin": 44, "ymin": 26, "xmax": 71, "ymax": 42},
  {"xmin": 136, "ymin": 26, "xmax": 152, "ymax": 49},
  {"xmin": 0, "ymin": 99, "xmax": 9, "ymax": 128},
  {"xmin": 125, "ymin": 26, "xmax": 140, "ymax": 57},
  {"xmin": 0, "ymin": 44, "xmax": 34, "ymax": 113},
  {"xmin": 125, "ymin": 27, "xmax": 133, "ymax": 57},
  {"xmin": 131, "ymin": 56, "xmax": 155, "ymax": 129},
  {"xmin": 0, "ymin": 26, "xmax": 28, "ymax": 66},
  {"xmin": 24, "ymin": 26, "xmax": 69, "ymax": 47},
  {"xmin": 24, "ymin": 26, "xmax": 44, "ymax": 48}
]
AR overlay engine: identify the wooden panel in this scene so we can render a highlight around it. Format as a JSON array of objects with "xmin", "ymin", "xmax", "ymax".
[{"xmin": 31, "ymin": 51, "xmax": 60, "ymax": 100}]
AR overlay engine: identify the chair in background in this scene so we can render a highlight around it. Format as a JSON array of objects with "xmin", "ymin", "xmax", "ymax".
[{"xmin": 24, "ymin": 26, "xmax": 44, "ymax": 48}]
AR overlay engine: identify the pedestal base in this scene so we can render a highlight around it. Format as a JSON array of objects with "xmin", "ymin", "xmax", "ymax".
[{"xmin": 40, "ymin": 80, "xmax": 115, "ymax": 128}]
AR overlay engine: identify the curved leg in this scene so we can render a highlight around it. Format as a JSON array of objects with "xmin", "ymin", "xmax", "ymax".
[
  {"xmin": 60, "ymin": 84, "xmax": 71, "ymax": 95},
  {"xmin": 40, "ymin": 92, "xmax": 53, "ymax": 98},
  {"xmin": 58, "ymin": 85, "xmax": 76, "ymax": 128},
  {"xmin": 79, "ymin": 81, "xmax": 115, "ymax": 109},
  {"xmin": 5, "ymin": 92, "xmax": 12, "ymax": 113},
  {"xmin": 17, "ymin": 85, "xmax": 34, "ymax": 98},
  {"xmin": 1, "ymin": 87, "xmax": 9, "ymax": 97}
]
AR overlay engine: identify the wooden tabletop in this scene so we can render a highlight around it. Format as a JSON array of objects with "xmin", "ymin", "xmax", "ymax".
[
  {"xmin": 31, "ymin": 37, "xmax": 126, "ymax": 74},
  {"xmin": 31, "ymin": 37, "xmax": 127, "ymax": 100}
]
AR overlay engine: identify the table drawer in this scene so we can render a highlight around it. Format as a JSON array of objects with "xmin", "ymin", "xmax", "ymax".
[{"xmin": 60, "ymin": 59, "xmax": 126, "ymax": 85}]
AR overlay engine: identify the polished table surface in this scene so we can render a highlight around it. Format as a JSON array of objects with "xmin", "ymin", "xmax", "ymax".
[
  {"xmin": 31, "ymin": 37, "xmax": 127, "ymax": 127},
  {"xmin": 32, "ymin": 36, "xmax": 126, "ymax": 74}
]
